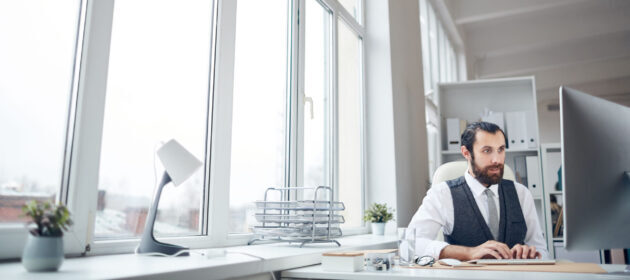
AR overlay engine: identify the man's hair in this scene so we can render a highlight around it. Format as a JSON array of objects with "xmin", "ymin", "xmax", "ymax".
[{"xmin": 461, "ymin": 121, "xmax": 508, "ymax": 157}]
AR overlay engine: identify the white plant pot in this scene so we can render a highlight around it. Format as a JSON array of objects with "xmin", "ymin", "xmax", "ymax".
[
  {"xmin": 21, "ymin": 234, "xmax": 64, "ymax": 272},
  {"xmin": 371, "ymin": 222, "xmax": 386, "ymax": 235}
]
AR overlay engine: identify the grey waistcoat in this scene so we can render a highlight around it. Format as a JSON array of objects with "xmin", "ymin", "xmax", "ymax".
[{"xmin": 443, "ymin": 176, "xmax": 527, "ymax": 248}]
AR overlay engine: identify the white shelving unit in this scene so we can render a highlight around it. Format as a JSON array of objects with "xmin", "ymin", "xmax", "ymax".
[
  {"xmin": 539, "ymin": 143, "xmax": 601, "ymax": 262},
  {"xmin": 540, "ymin": 143, "xmax": 562, "ymax": 258},
  {"xmin": 436, "ymin": 76, "xmax": 548, "ymax": 250}
]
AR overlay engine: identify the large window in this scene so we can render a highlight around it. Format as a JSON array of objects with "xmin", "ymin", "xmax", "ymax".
[
  {"xmin": 420, "ymin": 0, "xmax": 462, "ymax": 178},
  {"xmin": 0, "ymin": 0, "xmax": 366, "ymax": 259},
  {"xmin": 0, "ymin": 1, "xmax": 82, "ymax": 224},
  {"xmin": 229, "ymin": 0, "xmax": 366, "ymax": 233},
  {"xmin": 96, "ymin": 0, "xmax": 212, "ymax": 239}
]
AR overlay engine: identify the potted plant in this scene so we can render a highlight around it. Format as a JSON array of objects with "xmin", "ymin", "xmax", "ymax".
[
  {"xmin": 363, "ymin": 203, "xmax": 394, "ymax": 235},
  {"xmin": 21, "ymin": 200, "xmax": 73, "ymax": 272}
]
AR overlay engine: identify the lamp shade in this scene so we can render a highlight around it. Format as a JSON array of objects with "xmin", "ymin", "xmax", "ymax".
[{"xmin": 156, "ymin": 139, "xmax": 202, "ymax": 186}]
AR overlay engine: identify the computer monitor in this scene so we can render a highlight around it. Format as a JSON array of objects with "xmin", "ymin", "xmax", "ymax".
[{"xmin": 560, "ymin": 86, "xmax": 630, "ymax": 251}]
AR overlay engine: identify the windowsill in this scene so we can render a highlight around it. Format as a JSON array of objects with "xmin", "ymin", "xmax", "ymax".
[{"xmin": 0, "ymin": 234, "xmax": 397, "ymax": 280}]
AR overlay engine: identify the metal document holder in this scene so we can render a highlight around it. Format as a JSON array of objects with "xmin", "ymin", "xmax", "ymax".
[{"xmin": 248, "ymin": 186, "xmax": 344, "ymax": 247}]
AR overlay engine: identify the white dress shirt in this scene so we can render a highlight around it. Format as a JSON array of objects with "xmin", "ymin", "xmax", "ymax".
[{"xmin": 408, "ymin": 171, "xmax": 549, "ymax": 259}]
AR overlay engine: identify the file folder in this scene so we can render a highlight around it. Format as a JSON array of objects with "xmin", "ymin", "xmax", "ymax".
[
  {"xmin": 505, "ymin": 112, "xmax": 527, "ymax": 149},
  {"xmin": 526, "ymin": 156, "xmax": 542, "ymax": 197},
  {"xmin": 482, "ymin": 112, "xmax": 505, "ymax": 132},
  {"xmin": 526, "ymin": 111, "xmax": 538, "ymax": 148},
  {"xmin": 446, "ymin": 118, "xmax": 466, "ymax": 151}
]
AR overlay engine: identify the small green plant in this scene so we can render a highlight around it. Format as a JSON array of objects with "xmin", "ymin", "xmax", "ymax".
[
  {"xmin": 22, "ymin": 200, "xmax": 73, "ymax": 237},
  {"xmin": 363, "ymin": 203, "xmax": 395, "ymax": 223}
]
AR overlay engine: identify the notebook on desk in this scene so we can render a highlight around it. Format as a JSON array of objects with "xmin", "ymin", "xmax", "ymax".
[{"xmin": 469, "ymin": 259, "xmax": 556, "ymax": 265}]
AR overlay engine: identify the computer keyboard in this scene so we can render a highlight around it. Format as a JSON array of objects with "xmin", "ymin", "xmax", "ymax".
[{"xmin": 471, "ymin": 259, "xmax": 556, "ymax": 265}]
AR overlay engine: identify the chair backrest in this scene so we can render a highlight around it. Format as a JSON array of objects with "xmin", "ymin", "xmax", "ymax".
[{"xmin": 431, "ymin": 161, "xmax": 516, "ymax": 186}]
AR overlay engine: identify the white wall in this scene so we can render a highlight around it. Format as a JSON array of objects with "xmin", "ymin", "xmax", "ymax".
[
  {"xmin": 365, "ymin": 0, "xmax": 398, "ymax": 231},
  {"xmin": 537, "ymin": 100, "xmax": 561, "ymax": 144},
  {"xmin": 365, "ymin": 0, "xmax": 429, "ymax": 229},
  {"xmin": 445, "ymin": 0, "xmax": 630, "ymax": 144}
]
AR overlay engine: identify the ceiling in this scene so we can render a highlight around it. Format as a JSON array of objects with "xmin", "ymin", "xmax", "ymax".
[{"xmin": 443, "ymin": 0, "xmax": 630, "ymax": 107}]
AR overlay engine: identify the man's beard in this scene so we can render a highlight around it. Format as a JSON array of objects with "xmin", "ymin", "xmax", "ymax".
[{"xmin": 471, "ymin": 154, "xmax": 504, "ymax": 186}]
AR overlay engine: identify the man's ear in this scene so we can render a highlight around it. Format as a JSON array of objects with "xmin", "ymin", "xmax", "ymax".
[{"xmin": 461, "ymin": 145, "xmax": 472, "ymax": 161}]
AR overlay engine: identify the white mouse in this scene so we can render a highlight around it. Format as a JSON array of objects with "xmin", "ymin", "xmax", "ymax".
[{"xmin": 438, "ymin": 258, "xmax": 462, "ymax": 266}]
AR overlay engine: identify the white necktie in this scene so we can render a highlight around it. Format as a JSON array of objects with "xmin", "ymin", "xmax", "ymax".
[{"xmin": 484, "ymin": 189, "xmax": 499, "ymax": 239}]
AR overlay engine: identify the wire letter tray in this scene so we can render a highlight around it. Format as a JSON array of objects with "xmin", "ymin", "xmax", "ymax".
[{"xmin": 248, "ymin": 186, "xmax": 344, "ymax": 247}]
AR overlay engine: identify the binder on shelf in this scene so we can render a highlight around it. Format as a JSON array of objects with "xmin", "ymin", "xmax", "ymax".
[
  {"xmin": 526, "ymin": 111, "xmax": 538, "ymax": 148},
  {"xmin": 482, "ymin": 112, "xmax": 505, "ymax": 132},
  {"xmin": 446, "ymin": 118, "xmax": 466, "ymax": 151},
  {"xmin": 526, "ymin": 156, "xmax": 542, "ymax": 197},
  {"xmin": 505, "ymin": 111, "xmax": 528, "ymax": 149}
]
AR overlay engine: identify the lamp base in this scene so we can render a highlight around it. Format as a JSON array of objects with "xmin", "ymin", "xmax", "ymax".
[{"xmin": 137, "ymin": 236, "xmax": 189, "ymax": 256}]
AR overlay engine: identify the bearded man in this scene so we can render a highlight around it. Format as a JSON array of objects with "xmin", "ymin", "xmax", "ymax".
[{"xmin": 407, "ymin": 122, "xmax": 548, "ymax": 261}]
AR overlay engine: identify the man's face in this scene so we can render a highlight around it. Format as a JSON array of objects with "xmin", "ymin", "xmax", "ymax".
[{"xmin": 465, "ymin": 130, "xmax": 506, "ymax": 186}]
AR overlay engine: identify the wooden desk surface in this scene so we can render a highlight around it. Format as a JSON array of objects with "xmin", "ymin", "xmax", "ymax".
[{"xmin": 281, "ymin": 263, "xmax": 629, "ymax": 280}]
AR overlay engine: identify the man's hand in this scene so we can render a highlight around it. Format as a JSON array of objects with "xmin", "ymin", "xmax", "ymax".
[
  {"xmin": 510, "ymin": 244, "xmax": 541, "ymax": 259},
  {"xmin": 467, "ymin": 240, "xmax": 512, "ymax": 260}
]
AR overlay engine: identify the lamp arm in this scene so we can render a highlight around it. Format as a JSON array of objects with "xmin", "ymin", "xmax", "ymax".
[
  {"xmin": 137, "ymin": 172, "xmax": 189, "ymax": 256},
  {"xmin": 144, "ymin": 172, "xmax": 171, "ymax": 239}
]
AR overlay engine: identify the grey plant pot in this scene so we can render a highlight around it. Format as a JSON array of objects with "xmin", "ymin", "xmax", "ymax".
[{"xmin": 21, "ymin": 234, "xmax": 64, "ymax": 272}]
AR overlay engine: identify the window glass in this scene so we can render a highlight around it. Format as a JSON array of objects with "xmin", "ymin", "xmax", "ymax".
[
  {"xmin": 303, "ymin": 0, "xmax": 331, "ymax": 196},
  {"xmin": 0, "ymin": 1, "xmax": 81, "ymax": 223},
  {"xmin": 337, "ymin": 19, "xmax": 363, "ymax": 228},
  {"xmin": 427, "ymin": 124, "xmax": 439, "ymax": 179},
  {"xmin": 428, "ymin": 3, "xmax": 439, "ymax": 102},
  {"xmin": 438, "ymin": 25, "xmax": 447, "ymax": 82},
  {"xmin": 445, "ymin": 35, "xmax": 452, "ymax": 82},
  {"xmin": 449, "ymin": 44, "xmax": 457, "ymax": 82},
  {"xmin": 229, "ymin": 0, "xmax": 289, "ymax": 233},
  {"xmin": 96, "ymin": 0, "xmax": 212, "ymax": 239},
  {"xmin": 419, "ymin": 0, "xmax": 432, "ymax": 95}
]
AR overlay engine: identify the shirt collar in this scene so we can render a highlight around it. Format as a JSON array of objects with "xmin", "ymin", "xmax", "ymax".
[{"xmin": 464, "ymin": 168, "xmax": 499, "ymax": 198}]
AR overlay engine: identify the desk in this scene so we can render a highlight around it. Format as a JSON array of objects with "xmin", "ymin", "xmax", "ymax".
[
  {"xmin": 0, "ymin": 235, "xmax": 396, "ymax": 280},
  {"xmin": 281, "ymin": 264, "xmax": 629, "ymax": 280}
]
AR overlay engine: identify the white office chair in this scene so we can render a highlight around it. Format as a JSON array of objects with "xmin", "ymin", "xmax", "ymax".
[
  {"xmin": 432, "ymin": 161, "xmax": 516, "ymax": 184},
  {"xmin": 430, "ymin": 161, "xmax": 516, "ymax": 241}
]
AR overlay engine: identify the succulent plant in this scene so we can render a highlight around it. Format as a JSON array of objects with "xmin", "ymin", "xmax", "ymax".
[
  {"xmin": 363, "ymin": 203, "xmax": 395, "ymax": 223},
  {"xmin": 22, "ymin": 200, "xmax": 73, "ymax": 237}
]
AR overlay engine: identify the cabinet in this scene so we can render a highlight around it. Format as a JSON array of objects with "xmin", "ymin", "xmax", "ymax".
[
  {"xmin": 540, "ymin": 143, "xmax": 562, "ymax": 257},
  {"xmin": 540, "ymin": 143, "xmax": 601, "ymax": 262},
  {"xmin": 436, "ymin": 76, "xmax": 547, "ymax": 249}
]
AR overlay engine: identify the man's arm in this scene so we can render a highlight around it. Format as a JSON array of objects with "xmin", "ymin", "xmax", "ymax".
[
  {"xmin": 517, "ymin": 184, "xmax": 550, "ymax": 259},
  {"xmin": 408, "ymin": 183, "xmax": 451, "ymax": 259}
]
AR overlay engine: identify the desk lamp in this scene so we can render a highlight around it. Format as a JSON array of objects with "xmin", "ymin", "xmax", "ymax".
[{"xmin": 137, "ymin": 139, "xmax": 202, "ymax": 256}]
